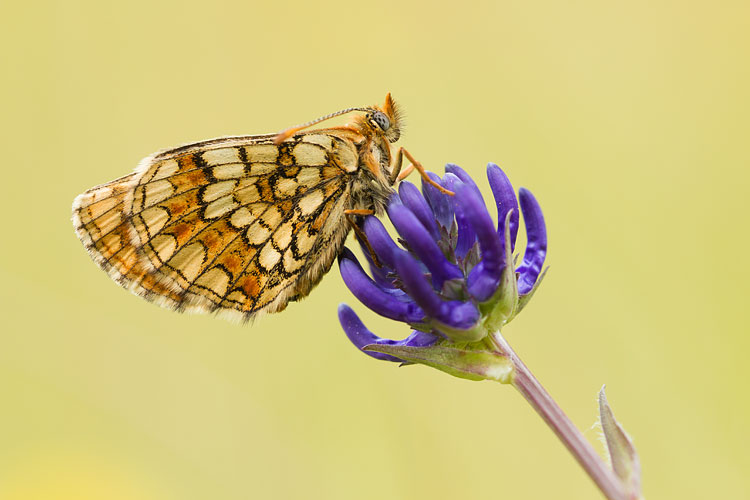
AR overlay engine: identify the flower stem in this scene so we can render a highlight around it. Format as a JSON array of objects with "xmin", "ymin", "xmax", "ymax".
[{"xmin": 489, "ymin": 331, "xmax": 628, "ymax": 500}]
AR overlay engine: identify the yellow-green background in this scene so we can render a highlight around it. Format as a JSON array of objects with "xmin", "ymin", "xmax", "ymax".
[{"xmin": 2, "ymin": 1, "xmax": 748, "ymax": 498}]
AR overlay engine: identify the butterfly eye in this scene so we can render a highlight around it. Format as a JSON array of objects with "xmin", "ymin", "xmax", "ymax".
[{"xmin": 371, "ymin": 111, "xmax": 391, "ymax": 131}]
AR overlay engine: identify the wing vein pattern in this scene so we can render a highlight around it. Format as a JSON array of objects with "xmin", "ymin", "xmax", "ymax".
[{"xmin": 72, "ymin": 133, "xmax": 358, "ymax": 321}]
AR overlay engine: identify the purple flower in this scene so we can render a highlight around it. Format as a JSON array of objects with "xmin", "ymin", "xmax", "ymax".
[{"xmin": 338, "ymin": 163, "xmax": 547, "ymax": 363}]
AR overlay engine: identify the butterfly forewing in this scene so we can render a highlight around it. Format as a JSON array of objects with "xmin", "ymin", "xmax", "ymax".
[{"xmin": 73, "ymin": 132, "xmax": 359, "ymax": 321}]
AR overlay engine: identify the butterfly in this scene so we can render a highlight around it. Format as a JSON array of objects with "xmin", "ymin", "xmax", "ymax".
[{"xmin": 71, "ymin": 93, "xmax": 451, "ymax": 321}]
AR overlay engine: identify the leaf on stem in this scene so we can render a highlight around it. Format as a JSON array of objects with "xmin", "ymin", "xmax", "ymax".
[{"xmin": 599, "ymin": 387, "xmax": 643, "ymax": 500}]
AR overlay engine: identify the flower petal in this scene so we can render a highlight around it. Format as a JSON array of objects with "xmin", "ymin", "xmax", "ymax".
[
  {"xmin": 362, "ymin": 215, "xmax": 400, "ymax": 270},
  {"xmin": 353, "ymin": 226, "xmax": 397, "ymax": 289},
  {"xmin": 338, "ymin": 304, "xmax": 439, "ymax": 362},
  {"xmin": 337, "ymin": 304, "xmax": 404, "ymax": 362},
  {"xmin": 487, "ymin": 164, "xmax": 519, "ymax": 251},
  {"xmin": 356, "ymin": 236, "xmax": 397, "ymax": 289},
  {"xmin": 338, "ymin": 248, "xmax": 424, "ymax": 322},
  {"xmin": 398, "ymin": 181, "xmax": 441, "ymax": 240},
  {"xmin": 387, "ymin": 199, "xmax": 463, "ymax": 288},
  {"xmin": 454, "ymin": 182, "xmax": 504, "ymax": 301},
  {"xmin": 446, "ymin": 164, "xmax": 485, "ymax": 203},
  {"xmin": 421, "ymin": 172, "xmax": 454, "ymax": 229},
  {"xmin": 516, "ymin": 188, "xmax": 547, "ymax": 295},
  {"xmin": 392, "ymin": 250, "xmax": 480, "ymax": 330},
  {"xmin": 443, "ymin": 173, "xmax": 477, "ymax": 258}
]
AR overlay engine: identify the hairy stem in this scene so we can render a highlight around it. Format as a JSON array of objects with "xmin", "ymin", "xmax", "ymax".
[{"xmin": 489, "ymin": 331, "xmax": 628, "ymax": 500}]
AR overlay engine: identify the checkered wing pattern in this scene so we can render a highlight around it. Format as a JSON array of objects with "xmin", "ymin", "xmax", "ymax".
[{"xmin": 72, "ymin": 133, "xmax": 360, "ymax": 321}]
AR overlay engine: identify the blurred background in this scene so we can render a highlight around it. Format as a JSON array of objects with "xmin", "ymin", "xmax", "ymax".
[{"xmin": 1, "ymin": 1, "xmax": 748, "ymax": 498}]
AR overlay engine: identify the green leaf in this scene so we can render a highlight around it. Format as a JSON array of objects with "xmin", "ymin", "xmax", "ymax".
[
  {"xmin": 363, "ymin": 344, "xmax": 514, "ymax": 383},
  {"xmin": 599, "ymin": 387, "xmax": 642, "ymax": 499}
]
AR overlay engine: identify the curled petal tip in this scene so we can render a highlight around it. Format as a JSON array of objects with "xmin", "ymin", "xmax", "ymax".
[
  {"xmin": 517, "ymin": 188, "xmax": 547, "ymax": 295},
  {"xmin": 445, "ymin": 164, "xmax": 483, "ymax": 200},
  {"xmin": 339, "ymin": 248, "xmax": 424, "ymax": 323},
  {"xmin": 445, "ymin": 164, "xmax": 474, "ymax": 185},
  {"xmin": 338, "ymin": 304, "xmax": 403, "ymax": 362},
  {"xmin": 398, "ymin": 181, "xmax": 441, "ymax": 239},
  {"xmin": 487, "ymin": 164, "xmax": 519, "ymax": 250}
]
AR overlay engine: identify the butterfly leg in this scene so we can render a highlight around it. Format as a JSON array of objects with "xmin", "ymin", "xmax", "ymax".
[
  {"xmin": 344, "ymin": 210, "xmax": 383, "ymax": 268},
  {"xmin": 388, "ymin": 148, "xmax": 405, "ymax": 183},
  {"xmin": 391, "ymin": 147, "xmax": 454, "ymax": 196}
]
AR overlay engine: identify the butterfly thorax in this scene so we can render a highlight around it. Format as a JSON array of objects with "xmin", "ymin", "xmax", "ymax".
[
  {"xmin": 348, "ymin": 162, "xmax": 394, "ymax": 215},
  {"xmin": 346, "ymin": 133, "xmax": 394, "ymax": 215}
]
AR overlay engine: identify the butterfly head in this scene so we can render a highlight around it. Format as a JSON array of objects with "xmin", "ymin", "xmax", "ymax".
[{"xmin": 363, "ymin": 93, "xmax": 402, "ymax": 143}]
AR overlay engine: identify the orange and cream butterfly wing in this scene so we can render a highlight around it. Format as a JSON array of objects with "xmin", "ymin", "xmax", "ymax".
[{"xmin": 72, "ymin": 132, "xmax": 361, "ymax": 321}]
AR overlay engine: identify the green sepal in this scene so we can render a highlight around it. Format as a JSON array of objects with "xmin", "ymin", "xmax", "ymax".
[
  {"xmin": 427, "ymin": 319, "xmax": 487, "ymax": 343},
  {"xmin": 363, "ymin": 344, "xmax": 514, "ymax": 383},
  {"xmin": 405, "ymin": 318, "xmax": 487, "ymax": 342},
  {"xmin": 441, "ymin": 277, "xmax": 468, "ymax": 301},
  {"xmin": 480, "ymin": 210, "xmax": 519, "ymax": 332},
  {"xmin": 512, "ymin": 266, "xmax": 548, "ymax": 320}
]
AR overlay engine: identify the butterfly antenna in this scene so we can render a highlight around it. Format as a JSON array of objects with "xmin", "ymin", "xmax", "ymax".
[{"xmin": 274, "ymin": 107, "xmax": 369, "ymax": 144}]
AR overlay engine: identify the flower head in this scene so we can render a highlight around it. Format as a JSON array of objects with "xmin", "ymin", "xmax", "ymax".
[{"xmin": 337, "ymin": 163, "xmax": 547, "ymax": 372}]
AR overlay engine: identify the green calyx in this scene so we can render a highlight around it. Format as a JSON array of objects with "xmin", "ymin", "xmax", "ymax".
[{"xmin": 364, "ymin": 343, "xmax": 514, "ymax": 383}]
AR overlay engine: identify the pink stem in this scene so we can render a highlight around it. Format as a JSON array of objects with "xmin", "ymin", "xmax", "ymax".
[{"xmin": 490, "ymin": 332, "xmax": 628, "ymax": 500}]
